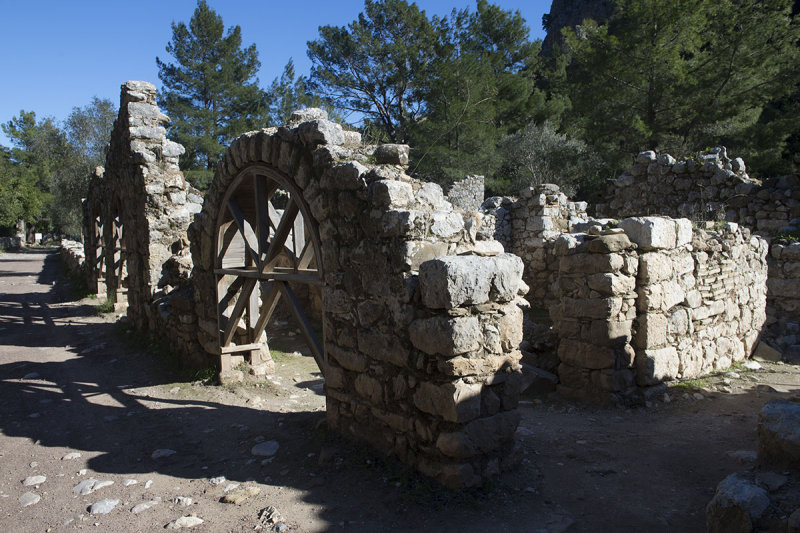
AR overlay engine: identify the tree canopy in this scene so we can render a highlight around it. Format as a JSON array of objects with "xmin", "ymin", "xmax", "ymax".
[{"xmin": 157, "ymin": 0, "xmax": 267, "ymax": 170}]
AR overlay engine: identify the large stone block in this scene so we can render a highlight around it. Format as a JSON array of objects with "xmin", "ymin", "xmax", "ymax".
[
  {"xmin": 419, "ymin": 254, "xmax": 522, "ymax": 309},
  {"xmin": 413, "ymin": 380, "xmax": 482, "ymax": 423},
  {"xmin": 435, "ymin": 411, "xmax": 520, "ymax": 458},
  {"xmin": 758, "ymin": 399, "xmax": 800, "ymax": 467},
  {"xmin": 706, "ymin": 472, "xmax": 770, "ymax": 533},
  {"xmin": 408, "ymin": 315, "xmax": 481, "ymax": 356},
  {"xmin": 619, "ymin": 217, "xmax": 677, "ymax": 250},
  {"xmin": 369, "ymin": 180, "xmax": 414, "ymax": 208},
  {"xmin": 638, "ymin": 253, "xmax": 674, "ymax": 283},
  {"xmin": 634, "ymin": 313, "xmax": 668, "ymax": 349},
  {"xmin": 636, "ymin": 346, "xmax": 679, "ymax": 385}
]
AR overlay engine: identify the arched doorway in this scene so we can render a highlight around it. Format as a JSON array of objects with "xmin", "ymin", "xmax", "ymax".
[{"xmin": 214, "ymin": 163, "xmax": 325, "ymax": 375}]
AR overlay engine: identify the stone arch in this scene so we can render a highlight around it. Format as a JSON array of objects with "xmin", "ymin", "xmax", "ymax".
[
  {"xmin": 191, "ymin": 109, "xmax": 528, "ymax": 488},
  {"xmin": 213, "ymin": 162, "xmax": 325, "ymax": 375},
  {"xmin": 83, "ymin": 167, "xmax": 107, "ymax": 298}
]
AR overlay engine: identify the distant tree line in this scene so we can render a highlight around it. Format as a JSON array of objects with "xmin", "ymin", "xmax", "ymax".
[{"xmin": 2, "ymin": 0, "xmax": 797, "ymax": 237}]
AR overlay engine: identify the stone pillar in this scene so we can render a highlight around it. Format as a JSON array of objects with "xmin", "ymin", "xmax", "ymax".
[{"xmin": 551, "ymin": 230, "xmax": 638, "ymax": 400}]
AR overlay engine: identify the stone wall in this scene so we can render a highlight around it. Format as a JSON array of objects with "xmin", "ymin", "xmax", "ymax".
[
  {"xmin": 60, "ymin": 239, "xmax": 86, "ymax": 275},
  {"xmin": 0, "ymin": 237, "xmax": 22, "ymax": 250},
  {"xmin": 90, "ymin": 81, "xmax": 204, "ymax": 364},
  {"xmin": 189, "ymin": 110, "xmax": 528, "ymax": 488},
  {"xmin": 597, "ymin": 148, "xmax": 800, "ymax": 351},
  {"xmin": 597, "ymin": 148, "xmax": 800, "ymax": 236},
  {"xmin": 766, "ymin": 242, "xmax": 800, "ymax": 355},
  {"xmin": 480, "ymin": 184, "xmax": 588, "ymax": 307},
  {"xmin": 551, "ymin": 216, "xmax": 768, "ymax": 400},
  {"xmin": 446, "ymin": 175, "xmax": 485, "ymax": 212}
]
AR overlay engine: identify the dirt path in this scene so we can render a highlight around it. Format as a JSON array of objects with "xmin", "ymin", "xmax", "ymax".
[{"xmin": 1, "ymin": 249, "xmax": 798, "ymax": 532}]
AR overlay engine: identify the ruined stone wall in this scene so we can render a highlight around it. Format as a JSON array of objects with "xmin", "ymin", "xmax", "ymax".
[
  {"xmin": 91, "ymin": 81, "xmax": 204, "ymax": 364},
  {"xmin": 446, "ymin": 175, "xmax": 485, "ymax": 212},
  {"xmin": 766, "ymin": 242, "xmax": 800, "ymax": 353},
  {"xmin": 551, "ymin": 217, "xmax": 768, "ymax": 400},
  {"xmin": 597, "ymin": 149, "xmax": 800, "ymax": 350},
  {"xmin": 479, "ymin": 185, "xmax": 588, "ymax": 308},
  {"xmin": 597, "ymin": 149, "xmax": 800, "ymax": 236},
  {"xmin": 60, "ymin": 239, "xmax": 86, "ymax": 274},
  {"xmin": 0, "ymin": 237, "xmax": 22, "ymax": 250},
  {"xmin": 190, "ymin": 111, "xmax": 528, "ymax": 488}
]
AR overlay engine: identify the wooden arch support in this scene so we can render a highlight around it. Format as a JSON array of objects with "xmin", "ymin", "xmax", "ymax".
[{"xmin": 213, "ymin": 163, "xmax": 325, "ymax": 375}]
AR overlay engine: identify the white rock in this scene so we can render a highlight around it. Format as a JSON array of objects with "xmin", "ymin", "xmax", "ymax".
[
  {"xmin": 131, "ymin": 499, "xmax": 160, "ymax": 514},
  {"xmin": 251, "ymin": 441, "xmax": 280, "ymax": 457},
  {"xmin": 72, "ymin": 478, "xmax": 114, "ymax": 496},
  {"xmin": 22, "ymin": 475, "xmax": 46, "ymax": 486},
  {"xmin": 89, "ymin": 498, "xmax": 120, "ymax": 515},
  {"xmin": 742, "ymin": 360, "xmax": 762, "ymax": 371},
  {"xmin": 122, "ymin": 479, "xmax": 138, "ymax": 487},
  {"xmin": 62, "ymin": 452, "xmax": 82, "ymax": 460},
  {"xmin": 152, "ymin": 449, "xmax": 177, "ymax": 459},
  {"xmin": 19, "ymin": 492, "xmax": 40, "ymax": 507},
  {"xmin": 166, "ymin": 516, "xmax": 204, "ymax": 529}
]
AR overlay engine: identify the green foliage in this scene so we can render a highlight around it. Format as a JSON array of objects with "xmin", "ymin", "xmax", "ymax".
[
  {"xmin": 496, "ymin": 121, "xmax": 600, "ymax": 196},
  {"xmin": 1, "ymin": 100, "xmax": 115, "ymax": 236},
  {"xmin": 264, "ymin": 59, "xmax": 342, "ymax": 126},
  {"xmin": 553, "ymin": 0, "xmax": 800, "ymax": 175},
  {"xmin": 183, "ymin": 169, "xmax": 214, "ymax": 192},
  {"xmin": 308, "ymin": 0, "xmax": 564, "ymax": 188},
  {"xmin": 157, "ymin": 0, "xmax": 267, "ymax": 170},
  {"xmin": 308, "ymin": 0, "xmax": 436, "ymax": 143}
]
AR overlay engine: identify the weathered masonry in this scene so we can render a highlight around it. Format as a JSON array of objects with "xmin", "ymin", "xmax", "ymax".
[
  {"xmin": 70, "ymin": 79, "xmax": 793, "ymax": 487},
  {"xmin": 79, "ymin": 81, "xmax": 529, "ymax": 489}
]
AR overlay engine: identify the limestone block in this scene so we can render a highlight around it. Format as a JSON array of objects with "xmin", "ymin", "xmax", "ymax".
[
  {"xmin": 430, "ymin": 211, "xmax": 464, "ymax": 238},
  {"xmin": 758, "ymin": 399, "xmax": 800, "ymax": 467},
  {"xmin": 676, "ymin": 219, "xmax": 693, "ymax": 247},
  {"xmin": 369, "ymin": 180, "xmax": 414, "ymax": 208},
  {"xmin": 639, "ymin": 253, "xmax": 674, "ymax": 283},
  {"xmin": 400, "ymin": 240, "xmax": 450, "ymax": 271},
  {"xmin": 587, "ymin": 272, "xmax": 635, "ymax": 296},
  {"xmin": 661, "ymin": 280, "xmax": 686, "ymax": 310},
  {"xmin": 585, "ymin": 234, "xmax": 633, "ymax": 253},
  {"xmin": 634, "ymin": 313, "xmax": 668, "ymax": 349},
  {"xmin": 374, "ymin": 144, "xmax": 410, "ymax": 165},
  {"xmin": 497, "ymin": 304, "xmax": 523, "ymax": 351},
  {"xmin": 354, "ymin": 374, "xmax": 383, "ymax": 405},
  {"xmin": 636, "ymin": 346, "xmax": 679, "ymax": 385},
  {"xmin": 321, "ymin": 161, "xmax": 368, "ymax": 191},
  {"xmin": 706, "ymin": 472, "xmax": 770, "ymax": 533},
  {"xmin": 328, "ymin": 345, "xmax": 368, "ymax": 372},
  {"xmin": 438, "ymin": 354, "xmax": 517, "ymax": 377},
  {"xmin": 753, "ymin": 341, "xmax": 782, "ymax": 362},
  {"xmin": 419, "ymin": 254, "xmax": 522, "ymax": 309},
  {"xmin": 558, "ymin": 338, "xmax": 615, "ymax": 370},
  {"xmin": 416, "ymin": 182, "xmax": 446, "ymax": 209},
  {"xmin": 408, "ymin": 315, "xmax": 481, "ymax": 356},
  {"xmin": 560, "ymin": 297, "xmax": 622, "ymax": 320},
  {"xmin": 619, "ymin": 217, "xmax": 677, "ymax": 250},
  {"xmin": 298, "ymin": 119, "xmax": 345, "ymax": 146},
  {"xmin": 289, "ymin": 107, "xmax": 328, "ymax": 124},
  {"xmin": 435, "ymin": 410, "xmax": 520, "ymax": 458},
  {"xmin": 559, "ymin": 252, "xmax": 624, "ymax": 274},
  {"xmin": 412, "ymin": 380, "xmax": 482, "ymax": 423},
  {"xmin": 589, "ymin": 319, "xmax": 633, "ymax": 342},
  {"xmin": 357, "ymin": 329, "xmax": 408, "ymax": 367}
]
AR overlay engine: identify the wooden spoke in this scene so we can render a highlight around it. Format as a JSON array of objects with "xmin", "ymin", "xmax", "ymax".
[
  {"xmin": 264, "ymin": 199, "xmax": 299, "ymax": 268},
  {"xmin": 221, "ymin": 278, "xmax": 257, "ymax": 347},
  {"xmin": 214, "ymin": 164, "xmax": 325, "ymax": 373},
  {"xmin": 227, "ymin": 198, "xmax": 262, "ymax": 269},
  {"xmin": 217, "ymin": 222, "xmax": 239, "ymax": 268},
  {"xmin": 277, "ymin": 282, "xmax": 324, "ymax": 369}
]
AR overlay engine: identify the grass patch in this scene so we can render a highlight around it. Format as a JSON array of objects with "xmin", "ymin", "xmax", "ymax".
[
  {"xmin": 670, "ymin": 376, "xmax": 714, "ymax": 391},
  {"xmin": 95, "ymin": 298, "xmax": 115, "ymax": 315}
]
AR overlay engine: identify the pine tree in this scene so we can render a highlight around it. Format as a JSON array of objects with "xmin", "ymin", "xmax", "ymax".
[{"xmin": 157, "ymin": 1, "xmax": 267, "ymax": 169}]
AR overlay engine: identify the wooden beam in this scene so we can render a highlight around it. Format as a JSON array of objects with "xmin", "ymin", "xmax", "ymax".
[
  {"xmin": 277, "ymin": 282, "xmax": 324, "ymax": 370},
  {"xmin": 264, "ymin": 199, "xmax": 299, "ymax": 268},
  {"xmin": 251, "ymin": 281, "xmax": 282, "ymax": 342},
  {"xmin": 221, "ymin": 278, "xmax": 257, "ymax": 347},
  {"xmin": 219, "ymin": 342, "xmax": 266, "ymax": 354},
  {"xmin": 214, "ymin": 268, "xmax": 323, "ymax": 285},
  {"xmin": 227, "ymin": 198, "xmax": 262, "ymax": 269},
  {"xmin": 216, "ymin": 222, "xmax": 238, "ymax": 268}
]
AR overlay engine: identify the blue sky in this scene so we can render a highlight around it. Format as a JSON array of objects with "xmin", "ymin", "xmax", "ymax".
[{"xmin": 0, "ymin": 0, "xmax": 551, "ymax": 147}]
